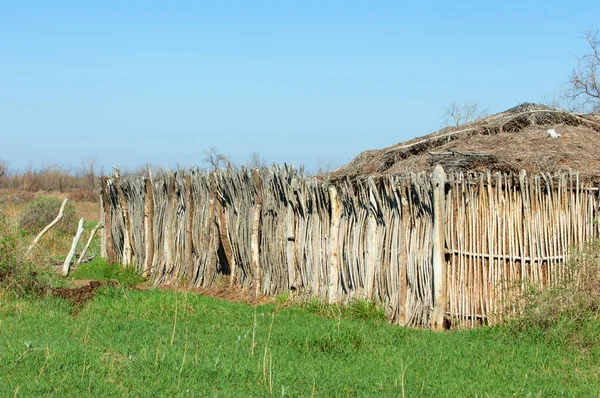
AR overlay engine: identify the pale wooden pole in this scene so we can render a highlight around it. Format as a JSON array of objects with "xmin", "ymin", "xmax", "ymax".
[
  {"xmin": 101, "ymin": 177, "xmax": 115, "ymax": 264},
  {"xmin": 99, "ymin": 182, "xmax": 107, "ymax": 259},
  {"xmin": 251, "ymin": 170, "xmax": 263, "ymax": 296},
  {"xmin": 185, "ymin": 173, "xmax": 195, "ymax": 282},
  {"xmin": 63, "ymin": 218, "xmax": 85, "ymax": 276},
  {"xmin": 143, "ymin": 169, "xmax": 155, "ymax": 277},
  {"xmin": 286, "ymin": 205, "xmax": 298, "ymax": 290},
  {"xmin": 431, "ymin": 165, "xmax": 447, "ymax": 330},
  {"xmin": 328, "ymin": 184, "xmax": 341, "ymax": 303},
  {"xmin": 26, "ymin": 198, "xmax": 69, "ymax": 255},
  {"xmin": 76, "ymin": 222, "xmax": 104, "ymax": 265},
  {"xmin": 365, "ymin": 178, "xmax": 377, "ymax": 299},
  {"xmin": 114, "ymin": 169, "xmax": 133, "ymax": 266}
]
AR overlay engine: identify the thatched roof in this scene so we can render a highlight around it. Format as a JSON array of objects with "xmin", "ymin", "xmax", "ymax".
[{"xmin": 331, "ymin": 103, "xmax": 600, "ymax": 181}]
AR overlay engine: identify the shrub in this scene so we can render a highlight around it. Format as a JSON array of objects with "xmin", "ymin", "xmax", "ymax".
[
  {"xmin": 69, "ymin": 258, "xmax": 145, "ymax": 287},
  {"xmin": 500, "ymin": 240, "xmax": 600, "ymax": 347},
  {"xmin": 0, "ymin": 207, "xmax": 59, "ymax": 297},
  {"xmin": 18, "ymin": 196, "xmax": 77, "ymax": 234},
  {"xmin": 304, "ymin": 298, "xmax": 387, "ymax": 322},
  {"xmin": 69, "ymin": 188, "xmax": 98, "ymax": 202}
]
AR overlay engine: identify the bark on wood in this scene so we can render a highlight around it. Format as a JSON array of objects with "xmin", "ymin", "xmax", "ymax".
[
  {"xmin": 185, "ymin": 174, "xmax": 195, "ymax": 282},
  {"xmin": 212, "ymin": 175, "xmax": 236, "ymax": 287},
  {"xmin": 100, "ymin": 189, "xmax": 106, "ymax": 259},
  {"xmin": 26, "ymin": 198, "xmax": 69, "ymax": 255},
  {"xmin": 328, "ymin": 184, "xmax": 341, "ymax": 303},
  {"xmin": 114, "ymin": 169, "xmax": 133, "ymax": 266},
  {"xmin": 101, "ymin": 177, "xmax": 115, "ymax": 263},
  {"xmin": 143, "ymin": 175, "xmax": 155, "ymax": 277},
  {"xmin": 431, "ymin": 165, "xmax": 447, "ymax": 330},
  {"xmin": 63, "ymin": 218, "xmax": 85, "ymax": 276},
  {"xmin": 251, "ymin": 170, "xmax": 263, "ymax": 296},
  {"xmin": 365, "ymin": 179, "xmax": 377, "ymax": 299}
]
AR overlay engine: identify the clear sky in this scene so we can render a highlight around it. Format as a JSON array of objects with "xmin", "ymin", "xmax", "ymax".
[{"xmin": 1, "ymin": 0, "xmax": 598, "ymax": 173}]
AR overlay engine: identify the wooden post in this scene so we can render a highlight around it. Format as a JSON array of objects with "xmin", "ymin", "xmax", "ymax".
[
  {"xmin": 101, "ymin": 177, "xmax": 115, "ymax": 264},
  {"xmin": 185, "ymin": 174, "xmax": 195, "ymax": 282},
  {"xmin": 114, "ymin": 169, "xmax": 133, "ymax": 266},
  {"xmin": 286, "ymin": 205, "xmax": 298, "ymax": 289},
  {"xmin": 251, "ymin": 170, "xmax": 263, "ymax": 296},
  {"xmin": 399, "ymin": 180, "xmax": 409, "ymax": 325},
  {"xmin": 212, "ymin": 174, "xmax": 236, "ymax": 286},
  {"xmin": 63, "ymin": 218, "xmax": 85, "ymax": 276},
  {"xmin": 366, "ymin": 178, "xmax": 377, "ymax": 299},
  {"xmin": 328, "ymin": 184, "xmax": 341, "ymax": 303},
  {"xmin": 431, "ymin": 165, "xmax": 447, "ymax": 330},
  {"xmin": 143, "ymin": 171, "xmax": 155, "ymax": 277},
  {"xmin": 99, "ymin": 185, "xmax": 107, "ymax": 259}
]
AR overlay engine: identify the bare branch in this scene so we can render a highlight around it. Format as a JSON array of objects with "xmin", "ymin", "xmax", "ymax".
[
  {"xmin": 246, "ymin": 151, "xmax": 267, "ymax": 169},
  {"xmin": 0, "ymin": 159, "xmax": 7, "ymax": 179},
  {"xmin": 202, "ymin": 147, "xmax": 231, "ymax": 170},
  {"xmin": 568, "ymin": 30, "xmax": 600, "ymax": 113},
  {"xmin": 442, "ymin": 100, "xmax": 488, "ymax": 127}
]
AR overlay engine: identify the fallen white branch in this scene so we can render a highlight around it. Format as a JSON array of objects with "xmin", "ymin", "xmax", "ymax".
[
  {"xmin": 76, "ymin": 222, "xmax": 104, "ymax": 265},
  {"xmin": 63, "ymin": 218, "xmax": 85, "ymax": 276},
  {"xmin": 26, "ymin": 198, "xmax": 69, "ymax": 255}
]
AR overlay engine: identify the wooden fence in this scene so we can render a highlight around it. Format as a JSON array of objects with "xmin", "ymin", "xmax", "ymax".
[{"xmin": 99, "ymin": 166, "xmax": 600, "ymax": 329}]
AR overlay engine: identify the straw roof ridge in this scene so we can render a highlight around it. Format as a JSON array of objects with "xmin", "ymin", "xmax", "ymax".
[{"xmin": 332, "ymin": 103, "xmax": 600, "ymax": 181}]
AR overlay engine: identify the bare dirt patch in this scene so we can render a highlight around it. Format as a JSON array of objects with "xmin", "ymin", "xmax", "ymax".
[
  {"xmin": 135, "ymin": 280, "xmax": 273, "ymax": 306},
  {"xmin": 51, "ymin": 280, "xmax": 118, "ymax": 315}
]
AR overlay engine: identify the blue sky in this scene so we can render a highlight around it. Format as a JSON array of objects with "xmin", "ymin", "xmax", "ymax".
[{"xmin": 1, "ymin": 1, "xmax": 598, "ymax": 173}]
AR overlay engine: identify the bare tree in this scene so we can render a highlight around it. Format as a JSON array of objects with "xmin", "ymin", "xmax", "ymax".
[
  {"xmin": 442, "ymin": 100, "xmax": 488, "ymax": 127},
  {"xmin": 79, "ymin": 156, "xmax": 98, "ymax": 190},
  {"xmin": 316, "ymin": 158, "xmax": 335, "ymax": 175},
  {"xmin": 569, "ymin": 30, "xmax": 600, "ymax": 113},
  {"xmin": 0, "ymin": 159, "xmax": 7, "ymax": 179},
  {"xmin": 542, "ymin": 87, "xmax": 588, "ymax": 113},
  {"xmin": 202, "ymin": 147, "xmax": 231, "ymax": 170},
  {"xmin": 246, "ymin": 151, "xmax": 267, "ymax": 169}
]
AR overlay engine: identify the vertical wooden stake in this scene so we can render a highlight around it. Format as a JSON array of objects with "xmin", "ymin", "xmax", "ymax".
[
  {"xmin": 366, "ymin": 178, "xmax": 377, "ymax": 299},
  {"xmin": 211, "ymin": 175, "xmax": 236, "ymax": 287},
  {"xmin": 185, "ymin": 174, "xmax": 195, "ymax": 282},
  {"xmin": 143, "ymin": 171, "xmax": 155, "ymax": 277},
  {"xmin": 286, "ymin": 205, "xmax": 298, "ymax": 290},
  {"xmin": 101, "ymin": 177, "xmax": 115, "ymax": 264},
  {"xmin": 251, "ymin": 170, "xmax": 263, "ymax": 296},
  {"xmin": 431, "ymin": 165, "xmax": 447, "ymax": 330},
  {"xmin": 328, "ymin": 184, "xmax": 341, "ymax": 303},
  {"xmin": 114, "ymin": 169, "xmax": 133, "ymax": 266},
  {"xmin": 99, "ymin": 186, "xmax": 107, "ymax": 259}
]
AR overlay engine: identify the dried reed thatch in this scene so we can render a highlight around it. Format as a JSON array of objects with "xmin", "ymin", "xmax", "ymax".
[{"xmin": 332, "ymin": 103, "xmax": 600, "ymax": 181}]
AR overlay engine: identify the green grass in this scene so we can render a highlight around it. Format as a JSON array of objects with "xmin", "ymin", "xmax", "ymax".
[
  {"xmin": 68, "ymin": 258, "xmax": 145, "ymax": 286},
  {"xmin": 0, "ymin": 288, "xmax": 598, "ymax": 397}
]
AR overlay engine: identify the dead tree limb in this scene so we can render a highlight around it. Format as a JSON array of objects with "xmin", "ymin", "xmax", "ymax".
[
  {"xmin": 76, "ymin": 222, "xmax": 104, "ymax": 265},
  {"xmin": 26, "ymin": 198, "xmax": 69, "ymax": 255},
  {"xmin": 63, "ymin": 218, "xmax": 85, "ymax": 276}
]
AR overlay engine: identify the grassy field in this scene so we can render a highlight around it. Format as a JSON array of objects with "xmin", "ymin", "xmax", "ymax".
[
  {"xmin": 1, "ymin": 280, "xmax": 599, "ymax": 397},
  {"xmin": 1, "ymin": 194, "xmax": 599, "ymax": 397}
]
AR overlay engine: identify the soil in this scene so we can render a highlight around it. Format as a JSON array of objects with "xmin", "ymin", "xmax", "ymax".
[
  {"xmin": 136, "ymin": 280, "xmax": 273, "ymax": 306},
  {"xmin": 48, "ymin": 278, "xmax": 273, "ymax": 317},
  {"xmin": 51, "ymin": 280, "xmax": 119, "ymax": 315}
]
